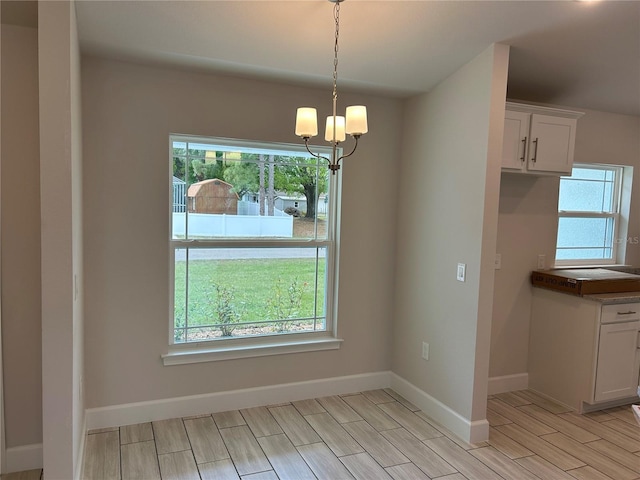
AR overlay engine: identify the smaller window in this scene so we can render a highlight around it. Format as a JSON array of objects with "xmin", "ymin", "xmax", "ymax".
[{"xmin": 556, "ymin": 164, "xmax": 623, "ymax": 265}]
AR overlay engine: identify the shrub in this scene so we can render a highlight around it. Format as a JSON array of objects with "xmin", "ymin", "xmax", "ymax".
[
  {"xmin": 284, "ymin": 207, "xmax": 302, "ymax": 217},
  {"xmin": 266, "ymin": 277, "xmax": 308, "ymax": 332},
  {"xmin": 205, "ymin": 283, "xmax": 244, "ymax": 336}
]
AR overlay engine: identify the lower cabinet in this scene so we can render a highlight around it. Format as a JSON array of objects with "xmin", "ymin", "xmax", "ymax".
[
  {"xmin": 529, "ymin": 288, "xmax": 640, "ymax": 412},
  {"xmin": 594, "ymin": 319, "xmax": 640, "ymax": 402}
]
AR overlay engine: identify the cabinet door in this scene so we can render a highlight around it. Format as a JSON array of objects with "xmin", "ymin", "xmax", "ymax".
[
  {"xmin": 594, "ymin": 321, "xmax": 640, "ymax": 402},
  {"xmin": 527, "ymin": 114, "xmax": 577, "ymax": 174},
  {"xmin": 502, "ymin": 110, "xmax": 530, "ymax": 171}
]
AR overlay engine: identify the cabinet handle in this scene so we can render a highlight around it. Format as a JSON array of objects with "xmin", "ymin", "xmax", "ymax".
[
  {"xmin": 531, "ymin": 137, "xmax": 539, "ymax": 163},
  {"xmin": 617, "ymin": 311, "xmax": 637, "ymax": 315},
  {"xmin": 520, "ymin": 137, "xmax": 527, "ymax": 162}
]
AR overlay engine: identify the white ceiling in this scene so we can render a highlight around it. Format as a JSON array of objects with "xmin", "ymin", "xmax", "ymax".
[{"xmin": 6, "ymin": 1, "xmax": 640, "ymax": 116}]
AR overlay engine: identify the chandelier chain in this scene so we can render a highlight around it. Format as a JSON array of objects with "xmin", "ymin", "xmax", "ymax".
[
  {"xmin": 295, "ymin": 0, "xmax": 366, "ymax": 174},
  {"xmin": 332, "ymin": 1, "xmax": 340, "ymax": 102}
]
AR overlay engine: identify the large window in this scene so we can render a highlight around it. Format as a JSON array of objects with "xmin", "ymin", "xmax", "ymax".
[
  {"xmin": 170, "ymin": 136, "xmax": 336, "ymax": 347},
  {"xmin": 556, "ymin": 164, "xmax": 623, "ymax": 265}
]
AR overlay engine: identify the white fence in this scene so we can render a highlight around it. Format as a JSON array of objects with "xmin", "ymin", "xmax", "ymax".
[
  {"xmin": 237, "ymin": 200, "xmax": 287, "ymax": 217},
  {"xmin": 173, "ymin": 213, "xmax": 293, "ymax": 238}
]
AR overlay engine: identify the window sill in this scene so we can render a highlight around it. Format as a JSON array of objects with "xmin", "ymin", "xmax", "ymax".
[
  {"xmin": 162, "ymin": 336, "xmax": 343, "ymax": 366},
  {"xmin": 552, "ymin": 263, "xmax": 623, "ymax": 269}
]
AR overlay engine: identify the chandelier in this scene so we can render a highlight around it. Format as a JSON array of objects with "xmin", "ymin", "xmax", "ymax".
[{"xmin": 294, "ymin": 0, "xmax": 368, "ymax": 174}]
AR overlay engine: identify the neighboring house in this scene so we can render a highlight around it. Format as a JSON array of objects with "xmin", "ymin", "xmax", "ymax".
[
  {"xmin": 274, "ymin": 194, "xmax": 303, "ymax": 212},
  {"xmin": 274, "ymin": 193, "xmax": 328, "ymax": 215},
  {"xmin": 242, "ymin": 192, "xmax": 328, "ymax": 215},
  {"xmin": 187, "ymin": 178, "xmax": 239, "ymax": 214}
]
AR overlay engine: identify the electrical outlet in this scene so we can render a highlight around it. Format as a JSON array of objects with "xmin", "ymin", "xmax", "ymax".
[
  {"xmin": 457, "ymin": 263, "xmax": 466, "ymax": 282},
  {"xmin": 422, "ymin": 342, "xmax": 430, "ymax": 361},
  {"xmin": 537, "ymin": 254, "xmax": 546, "ymax": 270},
  {"xmin": 495, "ymin": 253, "xmax": 502, "ymax": 270}
]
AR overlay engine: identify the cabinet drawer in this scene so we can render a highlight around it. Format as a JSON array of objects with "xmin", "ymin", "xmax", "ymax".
[{"xmin": 601, "ymin": 304, "xmax": 640, "ymax": 324}]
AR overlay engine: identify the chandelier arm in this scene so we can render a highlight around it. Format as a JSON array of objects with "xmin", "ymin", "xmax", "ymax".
[
  {"xmin": 336, "ymin": 135, "xmax": 361, "ymax": 165},
  {"xmin": 303, "ymin": 137, "xmax": 331, "ymax": 166}
]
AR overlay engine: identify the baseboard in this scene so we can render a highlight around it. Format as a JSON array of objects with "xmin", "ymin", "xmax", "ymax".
[
  {"xmin": 580, "ymin": 395, "xmax": 639, "ymax": 414},
  {"xmin": 487, "ymin": 373, "xmax": 529, "ymax": 395},
  {"xmin": 390, "ymin": 373, "xmax": 489, "ymax": 444},
  {"xmin": 86, "ymin": 371, "xmax": 392, "ymax": 430},
  {"xmin": 5, "ymin": 443, "xmax": 43, "ymax": 474}
]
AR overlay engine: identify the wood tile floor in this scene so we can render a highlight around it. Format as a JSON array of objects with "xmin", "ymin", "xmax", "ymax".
[{"xmin": 17, "ymin": 389, "xmax": 640, "ymax": 480}]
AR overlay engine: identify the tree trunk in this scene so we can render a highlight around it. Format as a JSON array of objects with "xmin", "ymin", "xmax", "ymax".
[
  {"xmin": 267, "ymin": 155, "xmax": 275, "ymax": 216},
  {"xmin": 258, "ymin": 154, "xmax": 265, "ymax": 216},
  {"xmin": 303, "ymin": 183, "xmax": 316, "ymax": 219}
]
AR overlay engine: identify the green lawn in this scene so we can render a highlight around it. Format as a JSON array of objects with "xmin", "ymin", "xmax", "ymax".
[{"xmin": 174, "ymin": 257, "xmax": 326, "ymax": 340}]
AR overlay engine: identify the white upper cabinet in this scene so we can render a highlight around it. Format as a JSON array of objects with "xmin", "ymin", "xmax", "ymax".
[
  {"xmin": 503, "ymin": 110, "xmax": 530, "ymax": 171},
  {"xmin": 502, "ymin": 102, "xmax": 584, "ymax": 175}
]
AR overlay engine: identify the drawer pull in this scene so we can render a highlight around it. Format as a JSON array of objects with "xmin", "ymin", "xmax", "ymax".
[{"xmin": 617, "ymin": 311, "xmax": 637, "ymax": 315}]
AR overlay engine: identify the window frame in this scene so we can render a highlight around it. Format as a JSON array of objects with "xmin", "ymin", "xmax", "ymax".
[
  {"xmin": 164, "ymin": 135, "xmax": 343, "ymax": 364},
  {"xmin": 555, "ymin": 163, "xmax": 624, "ymax": 267}
]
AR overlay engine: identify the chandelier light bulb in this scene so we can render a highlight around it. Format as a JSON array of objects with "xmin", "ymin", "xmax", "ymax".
[
  {"xmin": 295, "ymin": 107, "xmax": 318, "ymax": 138},
  {"xmin": 345, "ymin": 106, "xmax": 368, "ymax": 136},
  {"xmin": 325, "ymin": 116, "xmax": 346, "ymax": 142}
]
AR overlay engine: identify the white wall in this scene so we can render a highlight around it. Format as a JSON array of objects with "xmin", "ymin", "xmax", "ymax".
[
  {"xmin": 0, "ymin": 24, "xmax": 42, "ymax": 452},
  {"xmin": 39, "ymin": 2, "xmax": 85, "ymax": 478},
  {"xmin": 491, "ymin": 174, "xmax": 559, "ymax": 381},
  {"xmin": 81, "ymin": 58, "xmax": 402, "ymax": 409},
  {"xmin": 490, "ymin": 107, "xmax": 640, "ymax": 382},
  {"xmin": 392, "ymin": 44, "xmax": 509, "ymax": 442}
]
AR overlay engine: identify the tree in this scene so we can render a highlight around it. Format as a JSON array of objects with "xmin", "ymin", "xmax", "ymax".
[
  {"xmin": 224, "ymin": 154, "xmax": 277, "ymax": 215},
  {"xmin": 223, "ymin": 160, "xmax": 260, "ymax": 199},
  {"xmin": 192, "ymin": 152, "xmax": 226, "ymax": 183},
  {"xmin": 172, "ymin": 147, "xmax": 187, "ymax": 180},
  {"xmin": 276, "ymin": 157, "xmax": 328, "ymax": 219},
  {"xmin": 172, "ymin": 146, "xmax": 226, "ymax": 184},
  {"xmin": 223, "ymin": 154, "xmax": 327, "ymax": 219}
]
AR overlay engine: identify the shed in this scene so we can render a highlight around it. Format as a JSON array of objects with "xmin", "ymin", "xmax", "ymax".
[{"xmin": 187, "ymin": 179, "xmax": 239, "ymax": 214}]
